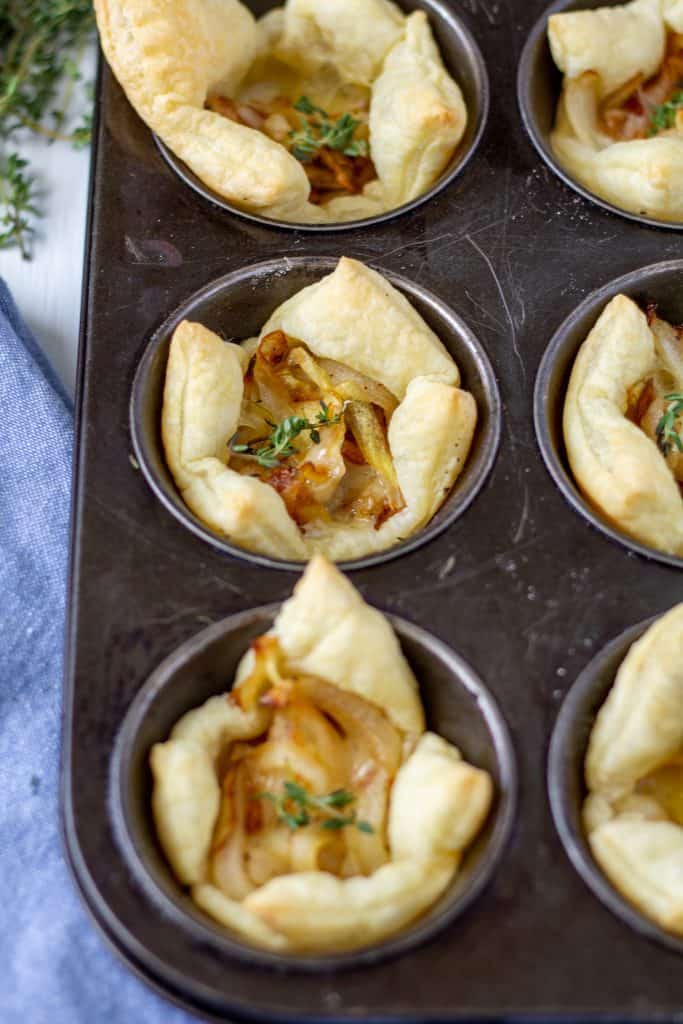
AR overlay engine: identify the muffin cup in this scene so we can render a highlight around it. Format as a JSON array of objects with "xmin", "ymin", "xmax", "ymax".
[
  {"xmin": 548, "ymin": 614, "xmax": 683, "ymax": 954},
  {"xmin": 534, "ymin": 258, "xmax": 683, "ymax": 570},
  {"xmin": 130, "ymin": 256, "xmax": 502, "ymax": 571},
  {"xmin": 154, "ymin": 0, "xmax": 489, "ymax": 232},
  {"xmin": 110, "ymin": 605, "xmax": 517, "ymax": 972},
  {"xmin": 517, "ymin": 0, "xmax": 683, "ymax": 231}
]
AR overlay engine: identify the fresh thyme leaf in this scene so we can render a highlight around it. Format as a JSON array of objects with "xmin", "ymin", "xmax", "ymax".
[
  {"xmin": 0, "ymin": 153, "xmax": 38, "ymax": 259},
  {"xmin": 649, "ymin": 89, "xmax": 683, "ymax": 136},
  {"xmin": 317, "ymin": 789, "xmax": 355, "ymax": 809},
  {"xmin": 293, "ymin": 96, "xmax": 324, "ymax": 117},
  {"xmin": 254, "ymin": 780, "xmax": 374, "ymax": 834},
  {"xmin": 0, "ymin": 0, "xmax": 95, "ymax": 259},
  {"xmin": 282, "ymin": 810, "xmax": 310, "ymax": 831},
  {"xmin": 656, "ymin": 391, "xmax": 683, "ymax": 456},
  {"xmin": 230, "ymin": 401, "xmax": 344, "ymax": 468},
  {"xmin": 283, "ymin": 780, "xmax": 309, "ymax": 805},
  {"xmin": 289, "ymin": 95, "xmax": 369, "ymax": 162},
  {"xmin": 322, "ymin": 816, "xmax": 356, "ymax": 830}
]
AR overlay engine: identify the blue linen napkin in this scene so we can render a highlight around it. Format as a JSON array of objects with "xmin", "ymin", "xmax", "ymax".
[{"xmin": 0, "ymin": 279, "xmax": 194, "ymax": 1023}]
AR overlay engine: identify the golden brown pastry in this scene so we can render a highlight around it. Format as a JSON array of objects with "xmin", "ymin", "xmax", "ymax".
[
  {"xmin": 563, "ymin": 293, "xmax": 683, "ymax": 556},
  {"xmin": 548, "ymin": 0, "xmax": 683, "ymax": 221},
  {"xmin": 161, "ymin": 257, "xmax": 477, "ymax": 562},
  {"xmin": 582, "ymin": 605, "xmax": 683, "ymax": 934},
  {"xmin": 151, "ymin": 556, "xmax": 493, "ymax": 953},
  {"xmin": 94, "ymin": 0, "xmax": 467, "ymax": 223}
]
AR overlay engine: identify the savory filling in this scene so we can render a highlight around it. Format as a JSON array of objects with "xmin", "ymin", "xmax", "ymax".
[
  {"xmin": 625, "ymin": 306, "xmax": 683, "ymax": 491},
  {"xmin": 211, "ymin": 637, "xmax": 401, "ymax": 896},
  {"xmin": 206, "ymin": 93, "xmax": 377, "ymax": 204},
  {"xmin": 600, "ymin": 32, "xmax": 683, "ymax": 140},
  {"xmin": 229, "ymin": 330, "xmax": 406, "ymax": 530}
]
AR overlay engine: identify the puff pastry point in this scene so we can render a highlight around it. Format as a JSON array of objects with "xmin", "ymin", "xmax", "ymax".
[
  {"xmin": 151, "ymin": 556, "xmax": 493, "ymax": 953},
  {"xmin": 161, "ymin": 257, "xmax": 478, "ymax": 563}
]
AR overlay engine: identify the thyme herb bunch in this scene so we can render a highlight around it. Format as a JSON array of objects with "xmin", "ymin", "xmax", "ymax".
[{"xmin": 0, "ymin": 0, "xmax": 95, "ymax": 258}]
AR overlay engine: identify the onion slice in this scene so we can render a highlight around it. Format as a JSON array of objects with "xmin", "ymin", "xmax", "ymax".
[{"xmin": 345, "ymin": 401, "xmax": 405, "ymax": 516}]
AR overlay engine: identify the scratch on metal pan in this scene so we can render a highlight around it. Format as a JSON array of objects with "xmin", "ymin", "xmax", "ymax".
[{"xmin": 466, "ymin": 234, "xmax": 527, "ymax": 385}]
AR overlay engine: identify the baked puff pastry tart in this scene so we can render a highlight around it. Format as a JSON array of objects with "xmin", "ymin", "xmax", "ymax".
[
  {"xmin": 150, "ymin": 556, "xmax": 493, "ymax": 954},
  {"xmin": 548, "ymin": 0, "xmax": 683, "ymax": 221},
  {"xmin": 583, "ymin": 605, "xmax": 683, "ymax": 935},
  {"xmin": 564, "ymin": 293, "xmax": 683, "ymax": 556},
  {"xmin": 93, "ymin": 0, "xmax": 467, "ymax": 223},
  {"xmin": 161, "ymin": 257, "xmax": 477, "ymax": 562}
]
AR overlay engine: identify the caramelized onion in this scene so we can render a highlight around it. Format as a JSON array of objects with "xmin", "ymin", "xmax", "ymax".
[
  {"xmin": 296, "ymin": 675, "xmax": 402, "ymax": 779},
  {"xmin": 345, "ymin": 401, "xmax": 405, "ymax": 517},
  {"xmin": 212, "ymin": 763, "xmax": 255, "ymax": 899},
  {"xmin": 319, "ymin": 358, "xmax": 398, "ymax": 417},
  {"xmin": 213, "ymin": 640, "xmax": 406, "ymax": 900}
]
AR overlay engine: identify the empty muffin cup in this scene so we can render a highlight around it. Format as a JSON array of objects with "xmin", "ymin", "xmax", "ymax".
[
  {"xmin": 153, "ymin": 0, "xmax": 489, "ymax": 232},
  {"xmin": 110, "ymin": 604, "xmax": 517, "ymax": 972},
  {"xmin": 517, "ymin": 0, "xmax": 683, "ymax": 231},
  {"xmin": 534, "ymin": 258, "xmax": 683, "ymax": 570},
  {"xmin": 548, "ymin": 614, "xmax": 683, "ymax": 954},
  {"xmin": 130, "ymin": 257, "xmax": 502, "ymax": 571}
]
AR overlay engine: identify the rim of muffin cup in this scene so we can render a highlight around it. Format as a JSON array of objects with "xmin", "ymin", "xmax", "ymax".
[
  {"xmin": 548, "ymin": 613, "xmax": 683, "ymax": 954},
  {"xmin": 153, "ymin": 0, "xmax": 490, "ymax": 233},
  {"xmin": 109, "ymin": 603, "xmax": 518, "ymax": 972},
  {"xmin": 130, "ymin": 256, "xmax": 502, "ymax": 571},
  {"xmin": 517, "ymin": 0, "xmax": 683, "ymax": 232},
  {"xmin": 534, "ymin": 259, "xmax": 683, "ymax": 571}
]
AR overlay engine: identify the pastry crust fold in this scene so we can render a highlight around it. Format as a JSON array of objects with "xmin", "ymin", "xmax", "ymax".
[
  {"xmin": 583, "ymin": 605, "xmax": 683, "ymax": 935},
  {"xmin": 151, "ymin": 557, "xmax": 493, "ymax": 952},
  {"xmin": 563, "ymin": 294, "xmax": 683, "ymax": 556},
  {"xmin": 548, "ymin": 0, "xmax": 665, "ymax": 98},
  {"xmin": 161, "ymin": 258, "xmax": 477, "ymax": 562}
]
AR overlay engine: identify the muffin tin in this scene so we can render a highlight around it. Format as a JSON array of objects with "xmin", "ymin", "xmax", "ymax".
[
  {"xmin": 548, "ymin": 614, "xmax": 683, "ymax": 958},
  {"xmin": 153, "ymin": 0, "xmax": 490, "ymax": 232},
  {"xmin": 518, "ymin": 0, "xmax": 683, "ymax": 231},
  {"xmin": 111, "ymin": 606, "xmax": 516, "ymax": 970},
  {"xmin": 130, "ymin": 257, "xmax": 501, "ymax": 570},
  {"xmin": 535, "ymin": 258, "xmax": 683, "ymax": 570},
  {"xmin": 63, "ymin": 0, "xmax": 683, "ymax": 1020}
]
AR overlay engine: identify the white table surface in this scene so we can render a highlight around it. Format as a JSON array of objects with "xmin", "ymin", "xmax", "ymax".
[{"xmin": 0, "ymin": 50, "xmax": 95, "ymax": 400}]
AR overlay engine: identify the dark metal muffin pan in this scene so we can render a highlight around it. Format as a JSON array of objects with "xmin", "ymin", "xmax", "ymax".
[
  {"xmin": 535, "ymin": 258, "xmax": 683, "ymax": 570},
  {"xmin": 518, "ymin": 0, "xmax": 683, "ymax": 231},
  {"xmin": 130, "ymin": 257, "xmax": 501, "ymax": 571},
  {"xmin": 64, "ymin": 0, "xmax": 683, "ymax": 1019},
  {"xmin": 155, "ymin": 0, "xmax": 490, "ymax": 232},
  {"xmin": 111, "ymin": 606, "xmax": 516, "ymax": 971},
  {"xmin": 549, "ymin": 614, "xmax": 683, "ymax": 957}
]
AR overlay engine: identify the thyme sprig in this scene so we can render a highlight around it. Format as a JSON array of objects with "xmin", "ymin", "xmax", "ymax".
[
  {"xmin": 0, "ymin": 1, "xmax": 95, "ymax": 259},
  {"xmin": 289, "ymin": 96, "xmax": 369, "ymax": 163},
  {"xmin": 656, "ymin": 392, "xmax": 683, "ymax": 456},
  {"xmin": 231, "ymin": 400, "xmax": 343, "ymax": 469},
  {"xmin": 649, "ymin": 89, "xmax": 683, "ymax": 136},
  {"xmin": 254, "ymin": 780, "xmax": 374, "ymax": 834}
]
